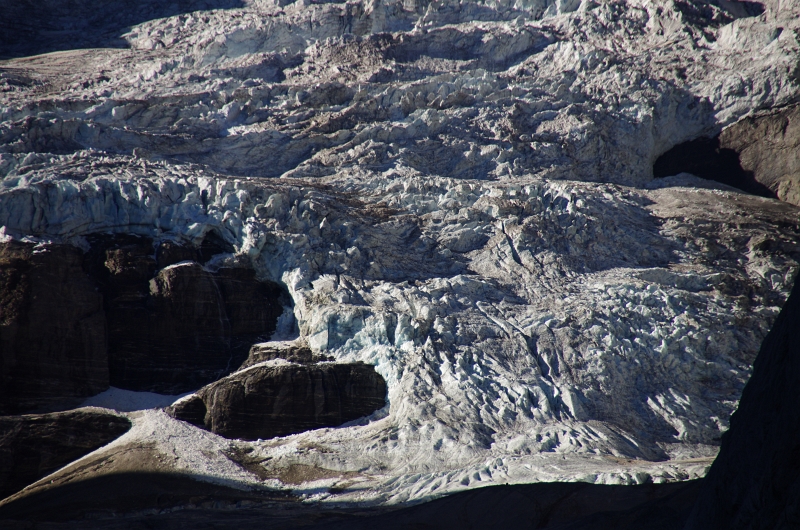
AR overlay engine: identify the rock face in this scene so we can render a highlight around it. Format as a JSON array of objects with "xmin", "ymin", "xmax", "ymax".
[
  {"xmin": 87, "ymin": 234, "xmax": 284, "ymax": 393},
  {"xmin": 110, "ymin": 261, "xmax": 232, "ymax": 393},
  {"xmin": 0, "ymin": 241, "xmax": 107, "ymax": 414},
  {"xmin": 214, "ymin": 268, "xmax": 286, "ymax": 363},
  {"xmin": 719, "ymin": 104, "xmax": 800, "ymax": 207},
  {"xmin": 653, "ymin": 104, "xmax": 800, "ymax": 206},
  {"xmin": 0, "ymin": 235, "xmax": 286, "ymax": 410},
  {"xmin": 685, "ymin": 273, "xmax": 800, "ymax": 529},
  {"xmin": 0, "ymin": 408, "xmax": 131, "ymax": 500},
  {"xmin": 169, "ymin": 360, "xmax": 387, "ymax": 441}
]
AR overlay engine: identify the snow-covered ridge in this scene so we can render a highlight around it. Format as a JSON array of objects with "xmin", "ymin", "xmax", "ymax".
[{"xmin": 1, "ymin": 0, "xmax": 800, "ymax": 507}]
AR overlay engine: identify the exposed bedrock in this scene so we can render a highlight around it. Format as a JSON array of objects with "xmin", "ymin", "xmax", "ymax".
[
  {"xmin": 0, "ymin": 408, "xmax": 131, "ymax": 500},
  {"xmin": 0, "ymin": 235, "xmax": 286, "ymax": 410},
  {"xmin": 654, "ymin": 104, "xmax": 800, "ymax": 205},
  {"xmin": 84, "ymin": 234, "xmax": 285, "ymax": 393},
  {"xmin": 0, "ymin": 241, "xmax": 108, "ymax": 414},
  {"xmin": 169, "ymin": 349, "xmax": 387, "ymax": 441},
  {"xmin": 685, "ymin": 273, "xmax": 800, "ymax": 529},
  {"xmin": 719, "ymin": 104, "xmax": 800, "ymax": 207},
  {"xmin": 86, "ymin": 235, "xmax": 228, "ymax": 393}
]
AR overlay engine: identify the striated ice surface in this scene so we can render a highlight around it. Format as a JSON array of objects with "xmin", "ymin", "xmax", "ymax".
[{"xmin": 2, "ymin": 0, "xmax": 800, "ymax": 507}]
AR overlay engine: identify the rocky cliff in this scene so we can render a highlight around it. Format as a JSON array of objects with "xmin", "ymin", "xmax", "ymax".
[
  {"xmin": 0, "ymin": 241, "xmax": 107, "ymax": 414},
  {"xmin": 0, "ymin": 236, "xmax": 286, "ymax": 411}
]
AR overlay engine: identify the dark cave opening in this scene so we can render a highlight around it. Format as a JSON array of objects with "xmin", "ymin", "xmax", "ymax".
[{"xmin": 653, "ymin": 136, "xmax": 777, "ymax": 199}]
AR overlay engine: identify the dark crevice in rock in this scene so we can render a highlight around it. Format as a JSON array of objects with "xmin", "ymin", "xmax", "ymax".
[
  {"xmin": 169, "ymin": 344, "xmax": 386, "ymax": 441},
  {"xmin": 0, "ymin": 409, "xmax": 131, "ymax": 500},
  {"xmin": 653, "ymin": 136, "xmax": 777, "ymax": 199}
]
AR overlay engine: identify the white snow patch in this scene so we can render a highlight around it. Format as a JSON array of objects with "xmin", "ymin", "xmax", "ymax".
[{"xmin": 81, "ymin": 387, "xmax": 191, "ymax": 412}]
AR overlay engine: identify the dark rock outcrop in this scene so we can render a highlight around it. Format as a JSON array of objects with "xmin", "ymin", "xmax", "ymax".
[
  {"xmin": 684, "ymin": 273, "xmax": 800, "ymax": 529},
  {"xmin": 169, "ymin": 361, "xmax": 387, "ymax": 441},
  {"xmin": 242, "ymin": 342, "xmax": 333, "ymax": 368},
  {"xmin": 654, "ymin": 104, "xmax": 800, "ymax": 206},
  {"xmin": 83, "ymin": 234, "xmax": 285, "ymax": 394},
  {"xmin": 719, "ymin": 104, "xmax": 800, "ymax": 206},
  {"xmin": 109, "ymin": 261, "xmax": 232, "ymax": 394},
  {"xmin": 214, "ymin": 268, "xmax": 285, "ymax": 365},
  {"xmin": 0, "ymin": 241, "xmax": 108, "ymax": 414},
  {"xmin": 0, "ymin": 408, "xmax": 130, "ymax": 500},
  {"xmin": 0, "ymin": 234, "xmax": 286, "ymax": 410}
]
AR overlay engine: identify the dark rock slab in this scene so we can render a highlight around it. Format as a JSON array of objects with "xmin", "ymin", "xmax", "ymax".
[
  {"xmin": 0, "ymin": 241, "xmax": 108, "ymax": 414},
  {"xmin": 0, "ymin": 408, "xmax": 130, "ymax": 500},
  {"xmin": 83, "ymin": 235, "xmax": 285, "ymax": 394},
  {"xmin": 169, "ymin": 361, "xmax": 387, "ymax": 441},
  {"xmin": 685, "ymin": 272, "xmax": 800, "ymax": 529},
  {"xmin": 214, "ymin": 267, "xmax": 285, "ymax": 365}
]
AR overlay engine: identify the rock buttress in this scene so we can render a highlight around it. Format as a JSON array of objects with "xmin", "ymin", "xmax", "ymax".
[{"xmin": 0, "ymin": 241, "xmax": 108, "ymax": 414}]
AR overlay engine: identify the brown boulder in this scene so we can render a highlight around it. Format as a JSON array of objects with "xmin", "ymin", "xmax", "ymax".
[
  {"xmin": 0, "ymin": 241, "xmax": 108, "ymax": 414},
  {"xmin": 169, "ymin": 361, "xmax": 387, "ymax": 441},
  {"xmin": 0, "ymin": 408, "xmax": 130, "ymax": 500},
  {"xmin": 242, "ymin": 341, "xmax": 334, "ymax": 368}
]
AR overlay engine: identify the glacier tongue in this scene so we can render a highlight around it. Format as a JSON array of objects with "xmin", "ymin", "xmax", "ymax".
[{"xmin": 1, "ymin": 0, "xmax": 800, "ymax": 506}]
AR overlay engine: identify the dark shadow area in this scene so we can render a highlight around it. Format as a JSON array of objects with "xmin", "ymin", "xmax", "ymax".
[
  {"xmin": 653, "ymin": 136, "xmax": 777, "ymax": 199},
  {"xmin": 0, "ymin": 410, "xmax": 130, "ymax": 500},
  {"xmin": 310, "ymin": 480, "xmax": 703, "ymax": 530},
  {"xmin": 714, "ymin": 0, "xmax": 765, "ymax": 18},
  {"xmin": 0, "ymin": 0, "xmax": 245, "ymax": 59},
  {"xmin": 0, "ymin": 475, "xmax": 702, "ymax": 529},
  {"xmin": 0, "ymin": 471, "xmax": 295, "ymax": 525}
]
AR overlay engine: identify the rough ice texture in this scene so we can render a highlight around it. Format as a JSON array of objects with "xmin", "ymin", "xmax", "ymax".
[{"xmin": 1, "ymin": 0, "xmax": 800, "ymax": 507}]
